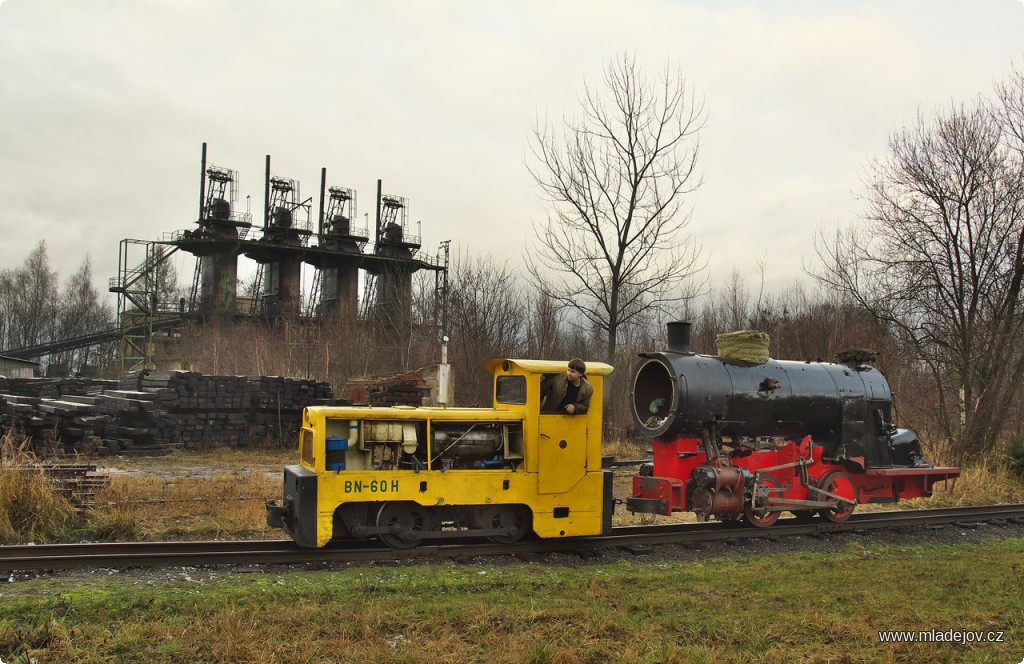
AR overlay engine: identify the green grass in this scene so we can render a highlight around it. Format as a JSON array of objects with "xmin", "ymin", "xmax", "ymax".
[{"xmin": 0, "ymin": 538, "xmax": 1021, "ymax": 663}]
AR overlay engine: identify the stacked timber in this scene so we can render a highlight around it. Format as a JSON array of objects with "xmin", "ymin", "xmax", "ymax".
[
  {"xmin": 107, "ymin": 370, "xmax": 334, "ymax": 451},
  {"xmin": 97, "ymin": 388, "xmax": 165, "ymax": 453},
  {"xmin": 0, "ymin": 376, "xmax": 117, "ymax": 399},
  {"xmin": 0, "ymin": 372, "xmax": 333, "ymax": 456},
  {"xmin": 0, "ymin": 378, "xmax": 114, "ymax": 455}
]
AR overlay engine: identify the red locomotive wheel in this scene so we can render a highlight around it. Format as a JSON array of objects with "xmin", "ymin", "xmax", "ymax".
[
  {"xmin": 743, "ymin": 473, "xmax": 782, "ymax": 528},
  {"xmin": 816, "ymin": 471, "xmax": 858, "ymax": 523},
  {"xmin": 376, "ymin": 502, "xmax": 435, "ymax": 549}
]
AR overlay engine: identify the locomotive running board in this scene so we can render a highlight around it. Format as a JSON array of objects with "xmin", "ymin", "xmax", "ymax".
[{"xmin": 349, "ymin": 526, "xmax": 519, "ymax": 540}]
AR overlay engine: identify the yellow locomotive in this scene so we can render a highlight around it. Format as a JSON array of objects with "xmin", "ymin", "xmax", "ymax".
[{"xmin": 267, "ymin": 359, "xmax": 614, "ymax": 548}]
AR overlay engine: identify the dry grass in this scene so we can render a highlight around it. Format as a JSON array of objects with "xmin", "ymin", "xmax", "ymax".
[
  {"xmin": 0, "ymin": 428, "xmax": 79, "ymax": 544},
  {"xmin": 602, "ymin": 438, "xmax": 648, "ymax": 461},
  {"xmin": 907, "ymin": 438, "xmax": 1024, "ymax": 508},
  {"xmin": 99, "ymin": 448, "xmax": 294, "ymax": 475},
  {"xmin": 91, "ymin": 468, "xmax": 281, "ymax": 541},
  {"xmin": 1, "ymin": 439, "xmax": 290, "ymax": 544},
  {"xmin": 903, "ymin": 459, "xmax": 1024, "ymax": 509}
]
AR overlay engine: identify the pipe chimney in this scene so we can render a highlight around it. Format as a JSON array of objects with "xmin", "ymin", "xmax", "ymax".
[{"xmin": 666, "ymin": 321, "xmax": 692, "ymax": 354}]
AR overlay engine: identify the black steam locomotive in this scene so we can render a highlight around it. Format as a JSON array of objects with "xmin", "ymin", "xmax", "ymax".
[{"xmin": 627, "ymin": 322, "xmax": 958, "ymax": 525}]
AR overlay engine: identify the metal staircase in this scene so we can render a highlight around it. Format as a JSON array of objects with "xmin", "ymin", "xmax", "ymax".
[{"xmin": 107, "ymin": 239, "xmax": 180, "ymax": 372}]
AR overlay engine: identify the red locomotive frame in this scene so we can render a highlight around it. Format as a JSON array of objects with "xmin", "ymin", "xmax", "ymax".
[{"xmin": 631, "ymin": 434, "xmax": 959, "ymax": 526}]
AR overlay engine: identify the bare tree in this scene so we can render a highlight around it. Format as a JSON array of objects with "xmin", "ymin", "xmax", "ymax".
[
  {"xmin": 153, "ymin": 245, "xmax": 184, "ymax": 311},
  {"xmin": 0, "ymin": 240, "xmax": 59, "ymax": 350},
  {"xmin": 527, "ymin": 53, "xmax": 707, "ymax": 364},
  {"xmin": 524, "ymin": 291, "xmax": 566, "ymax": 359},
  {"xmin": 814, "ymin": 87, "xmax": 1024, "ymax": 461},
  {"xmin": 995, "ymin": 62, "xmax": 1024, "ymax": 158},
  {"xmin": 54, "ymin": 256, "xmax": 116, "ymax": 372},
  {"xmin": 446, "ymin": 252, "xmax": 528, "ymax": 406},
  {"xmin": 0, "ymin": 244, "xmax": 118, "ymax": 374}
]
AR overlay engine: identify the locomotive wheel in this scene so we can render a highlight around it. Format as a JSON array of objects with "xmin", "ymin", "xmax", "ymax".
[
  {"xmin": 816, "ymin": 471, "xmax": 858, "ymax": 523},
  {"xmin": 475, "ymin": 505, "xmax": 531, "ymax": 544},
  {"xmin": 333, "ymin": 503, "xmax": 375, "ymax": 540},
  {"xmin": 376, "ymin": 502, "xmax": 435, "ymax": 549},
  {"xmin": 743, "ymin": 473, "xmax": 782, "ymax": 528}
]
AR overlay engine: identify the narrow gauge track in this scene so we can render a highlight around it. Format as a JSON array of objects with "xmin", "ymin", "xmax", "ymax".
[{"xmin": 2, "ymin": 503, "xmax": 1023, "ymax": 573}]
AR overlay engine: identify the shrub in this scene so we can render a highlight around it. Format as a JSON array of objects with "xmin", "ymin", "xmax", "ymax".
[{"xmin": 1008, "ymin": 439, "xmax": 1024, "ymax": 479}]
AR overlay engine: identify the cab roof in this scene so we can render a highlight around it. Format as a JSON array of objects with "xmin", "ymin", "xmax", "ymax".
[{"xmin": 484, "ymin": 358, "xmax": 614, "ymax": 376}]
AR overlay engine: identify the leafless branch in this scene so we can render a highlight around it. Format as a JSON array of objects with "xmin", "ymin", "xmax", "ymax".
[{"xmin": 525, "ymin": 54, "xmax": 708, "ymax": 362}]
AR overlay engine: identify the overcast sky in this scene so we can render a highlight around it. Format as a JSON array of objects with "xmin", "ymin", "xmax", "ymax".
[{"xmin": 1, "ymin": 0, "xmax": 1022, "ymax": 304}]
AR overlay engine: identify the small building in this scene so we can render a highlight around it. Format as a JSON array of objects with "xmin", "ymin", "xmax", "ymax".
[{"xmin": 0, "ymin": 355, "xmax": 40, "ymax": 378}]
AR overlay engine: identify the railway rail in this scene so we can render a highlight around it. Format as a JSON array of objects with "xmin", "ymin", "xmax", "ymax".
[{"xmin": 2, "ymin": 503, "xmax": 1023, "ymax": 574}]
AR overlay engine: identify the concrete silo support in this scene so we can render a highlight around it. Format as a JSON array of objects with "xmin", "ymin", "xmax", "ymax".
[{"xmin": 201, "ymin": 250, "xmax": 238, "ymax": 317}]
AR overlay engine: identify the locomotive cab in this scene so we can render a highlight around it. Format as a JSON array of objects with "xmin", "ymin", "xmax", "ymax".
[{"xmin": 269, "ymin": 359, "xmax": 615, "ymax": 548}]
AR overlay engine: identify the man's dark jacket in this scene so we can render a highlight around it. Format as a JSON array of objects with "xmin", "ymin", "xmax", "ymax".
[{"xmin": 540, "ymin": 374, "xmax": 594, "ymax": 414}]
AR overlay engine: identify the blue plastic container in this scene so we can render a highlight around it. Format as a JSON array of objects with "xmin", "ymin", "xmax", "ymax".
[{"xmin": 326, "ymin": 437, "xmax": 349, "ymax": 451}]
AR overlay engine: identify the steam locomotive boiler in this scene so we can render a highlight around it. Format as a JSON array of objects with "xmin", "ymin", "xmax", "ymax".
[{"xmin": 627, "ymin": 322, "xmax": 959, "ymax": 526}]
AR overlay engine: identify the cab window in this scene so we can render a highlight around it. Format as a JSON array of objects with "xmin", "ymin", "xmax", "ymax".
[{"xmin": 495, "ymin": 375, "xmax": 526, "ymax": 405}]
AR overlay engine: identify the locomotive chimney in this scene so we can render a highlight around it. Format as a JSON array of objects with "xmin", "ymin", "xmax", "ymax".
[{"xmin": 666, "ymin": 321, "xmax": 692, "ymax": 354}]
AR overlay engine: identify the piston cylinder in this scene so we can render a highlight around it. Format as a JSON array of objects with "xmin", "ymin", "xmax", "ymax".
[{"xmin": 688, "ymin": 464, "xmax": 749, "ymax": 518}]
